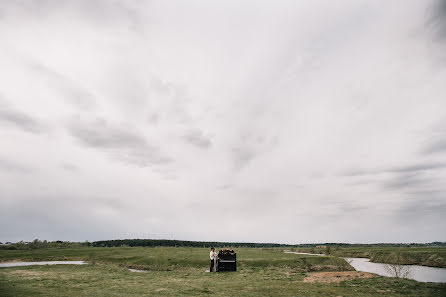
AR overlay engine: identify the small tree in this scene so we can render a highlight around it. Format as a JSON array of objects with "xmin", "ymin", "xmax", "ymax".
[
  {"xmin": 384, "ymin": 253, "xmax": 412, "ymax": 279},
  {"xmin": 325, "ymin": 245, "xmax": 331, "ymax": 255},
  {"xmin": 384, "ymin": 263, "xmax": 412, "ymax": 278}
]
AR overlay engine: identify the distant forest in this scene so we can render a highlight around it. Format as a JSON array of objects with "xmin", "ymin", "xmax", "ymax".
[
  {"xmin": 1, "ymin": 239, "xmax": 445, "ymax": 250},
  {"xmin": 91, "ymin": 239, "xmax": 296, "ymax": 248},
  {"xmin": 91, "ymin": 239, "xmax": 446, "ymax": 248}
]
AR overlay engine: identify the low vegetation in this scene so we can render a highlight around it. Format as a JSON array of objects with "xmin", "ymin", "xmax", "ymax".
[
  {"xmin": 296, "ymin": 246, "xmax": 446, "ymax": 268},
  {"xmin": 1, "ymin": 247, "xmax": 446, "ymax": 296}
]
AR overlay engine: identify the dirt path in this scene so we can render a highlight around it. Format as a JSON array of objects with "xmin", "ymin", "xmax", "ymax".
[{"xmin": 303, "ymin": 271, "xmax": 374, "ymax": 283}]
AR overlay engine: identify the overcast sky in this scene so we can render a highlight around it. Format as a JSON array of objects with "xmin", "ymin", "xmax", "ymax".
[{"xmin": 0, "ymin": 0, "xmax": 445, "ymax": 244}]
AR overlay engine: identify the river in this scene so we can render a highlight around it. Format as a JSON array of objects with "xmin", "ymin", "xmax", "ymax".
[
  {"xmin": 0, "ymin": 261, "xmax": 86, "ymax": 268},
  {"xmin": 284, "ymin": 250, "xmax": 446, "ymax": 283},
  {"xmin": 345, "ymin": 257, "xmax": 446, "ymax": 283}
]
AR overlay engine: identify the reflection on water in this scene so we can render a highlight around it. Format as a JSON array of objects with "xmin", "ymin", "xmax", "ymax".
[
  {"xmin": 283, "ymin": 250, "xmax": 325, "ymax": 256},
  {"xmin": 0, "ymin": 261, "xmax": 86, "ymax": 268},
  {"xmin": 345, "ymin": 258, "xmax": 446, "ymax": 283},
  {"xmin": 283, "ymin": 251, "xmax": 446, "ymax": 283},
  {"xmin": 128, "ymin": 268, "xmax": 148, "ymax": 273}
]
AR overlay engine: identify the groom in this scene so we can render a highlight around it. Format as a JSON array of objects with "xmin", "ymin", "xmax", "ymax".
[{"xmin": 209, "ymin": 247, "xmax": 216, "ymax": 272}]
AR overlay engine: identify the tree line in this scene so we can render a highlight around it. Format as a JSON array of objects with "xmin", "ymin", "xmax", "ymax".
[
  {"xmin": 91, "ymin": 239, "xmax": 297, "ymax": 248},
  {"xmin": 1, "ymin": 239, "xmax": 445, "ymax": 250}
]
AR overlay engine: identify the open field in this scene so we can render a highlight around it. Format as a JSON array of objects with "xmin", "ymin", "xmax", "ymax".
[
  {"xmin": 1, "ymin": 247, "xmax": 446, "ymax": 296},
  {"xmin": 295, "ymin": 246, "xmax": 446, "ymax": 268}
]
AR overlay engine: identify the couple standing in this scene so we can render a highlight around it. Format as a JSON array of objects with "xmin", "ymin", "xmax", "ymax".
[{"xmin": 209, "ymin": 247, "xmax": 218, "ymax": 272}]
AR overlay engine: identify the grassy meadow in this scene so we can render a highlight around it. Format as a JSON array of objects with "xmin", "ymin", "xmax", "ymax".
[{"xmin": 1, "ymin": 247, "xmax": 446, "ymax": 296}]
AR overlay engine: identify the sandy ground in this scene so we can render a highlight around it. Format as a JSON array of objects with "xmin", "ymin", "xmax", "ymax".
[{"xmin": 303, "ymin": 271, "xmax": 375, "ymax": 283}]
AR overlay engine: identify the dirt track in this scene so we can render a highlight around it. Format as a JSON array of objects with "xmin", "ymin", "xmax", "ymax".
[{"xmin": 303, "ymin": 271, "xmax": 375, "ymax": 283}]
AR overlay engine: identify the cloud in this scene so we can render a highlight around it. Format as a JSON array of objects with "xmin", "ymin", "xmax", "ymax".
[
  {"xmin": 388, "ymin": 162, "xmax": 446, "ymax": 173},
  {"xmin": 1, "ymin": 0, "xmax": 446, "ymax": 243},
  {"xmin": 0, "ymin": 195, "xmax": 128, "ymax": 242},
  {"xmin": 395, "ymin": 198, "xmax": 446, "ymax": 223},
  {"xmin": 61, "ymin": 163, "xmax": 79, "ymax": 172},
  {"xmin": 182, "ymin": 129, "xmax": 212, "ymax": 148},
  {"xmin": 429, "ymin": 0, "xmax": 446, "ymax": 40},
  {"xmin": 231, "ymin": 147, "xmax": 256, "ymax": 171},
  {"xmin": 342, "ymin": 161, "xmax": 446, "ymax": 200},
  {"xmin": 383, "ymin": 172, "xmax": 430, "ymax": 190},
  {"xmin": 230, "ymin": 133, "xmax": 278, "ymax": 171},
  {"xmin": 342, "ymin": 162, "xmax": 446, "ymax": 176},
  {"xmin": 29, "ymin": 63, "xmax": 96, "ymax": 110},
  {"xmin": 216, "ymin": 184, "xmax": 234, "ymax": 191},
  {"xmin": 0, "ymin": 158, "xmax": 31, "ymax": 173},
  {"xmin": 423, "ymin": 136, "xmax": 446, "ymax": 154},
  {"xmin": 0, "ymin": 97, "xmax": 43, "ymax": 133},
  {"xmin": 68, "ymin": 118, "xmax": 171, "ymax": 166}
]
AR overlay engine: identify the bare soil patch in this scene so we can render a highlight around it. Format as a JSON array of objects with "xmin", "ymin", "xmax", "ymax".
[
  {"xmin": 5, "ymin": 269, "xmax": 52, "ymax": 279},
  {"xmin": 303, "ymin": 271, "xmax": 374, "ymax": 283},
  {"xmin": 0, "ymin": 259, "xmax": 22, "ymax": 263}
]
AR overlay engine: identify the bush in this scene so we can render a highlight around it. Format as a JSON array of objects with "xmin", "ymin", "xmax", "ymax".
[{"xmin": 325, "ymin": 246, "xmax": 331, "ymax": 255}]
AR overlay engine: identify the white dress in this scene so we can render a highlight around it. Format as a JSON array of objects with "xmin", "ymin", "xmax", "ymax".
[{"xmin": 213, "ymin": 252, "xmax": 218, "ymax": 272}]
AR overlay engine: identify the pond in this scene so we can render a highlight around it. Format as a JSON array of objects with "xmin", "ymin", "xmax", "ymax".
[
  {"xmin": 345, "ymin": 257, "xmax": 446, "ymax": 283},
  {"xmin": 284, "ymin": 250, "xmax": 325, "ymax": 256},
  {"xmin": 0, "ymin": 261, "xmax": 86, "ymax": 268}
]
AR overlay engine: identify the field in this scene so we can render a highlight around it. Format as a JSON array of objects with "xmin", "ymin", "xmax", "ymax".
[{"xmin": 1, "ymin": 247, "xmax": 446, "ymax": 296}]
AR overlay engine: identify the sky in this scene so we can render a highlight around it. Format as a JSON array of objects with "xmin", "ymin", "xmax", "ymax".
[{"xmin": 0, "ymin": 0, "xmax": 445, "ymax": 244}]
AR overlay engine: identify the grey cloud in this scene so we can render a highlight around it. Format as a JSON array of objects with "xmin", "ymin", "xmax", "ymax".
[
  {"xmin": 0, "ymin": 97, "xmax": 43, "ymax": 133},
  {"xmin": 342, "ymin": 168, "xmax": 370, "ymax": 177},
  {"xmin": 2, "ymin": 0, "xmax": 446, "ymax": 243},
  {"xmin": 230, "ymin": 133, "xmax": 278, "ymax": 171},
  {"xmin": 147, "ymin": 113, "xmax": 159, "ymax": 125},
  {"xmin": 149, "ymin": 78, "xmax": 194, "ymax": 124},
  {"xmin": 342, "ymin": 162, "xmax": 446, "ymax": 176},
  {"xmin": 336, "ymin": 202, "xmax": 369, "ymax": 213},
  {"xmin": 217, "ymin": 184, "xmax": 234, "ymax": 191},
  {"xmin": 343, "ymin": 162, "xmax": 446, "ymax": 195},
  {"xmin": 395, "ymin": 198, "xmax": 446, "ymax": 222},
  {"xmin": 150, "ymin": 78, "xmax": 174, "ymax": 95},
  {"xmin": 70, "ymin": 119, "xmax": 145, "ymax": 148},
  {"xmin": 423, "ymin": 136, "xmax": 446, "ymax": 154},
  {"xmin": 231, "ymin": 147, "xmax": 256, "ymax": 171},
  {"xmin": 1, "ymin": 0, "xmax": 142, "ymax": 29},
  {"xmin": 69, "ymin": 118, "xmax": 171, "ymax": 166},
  {"xmin": 61, "ymin": 163, "xmax": 79, "ymax": 172},
  {"xmin": 30, "ymin": 63, "xmax": 96, "ymax": 110},
  {"xmin": 182, "ymin": 129, "xmax": 212, "ymax": 148},
  {"xmin": 383, "ymin": 172, "xmax": 429, "ymax": 190},
  {"xmin": 0, "ymin": 195, "xmax": 127, "ymax": 242},
  {"xmin": 429, "ymin": 0, "xmax": 446, "ymax": 40},
  {"xmin": 389, "ymin": 162, "xmax": 446, "ymax": 173},
  {"xmin": 0, "ymin": 159, "xmax": 32, "ymax": 173}
]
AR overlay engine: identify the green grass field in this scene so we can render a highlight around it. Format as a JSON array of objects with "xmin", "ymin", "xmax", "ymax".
[{"xmin": 1, "ymin": 247, "xmax": 445, "ymax": 296}]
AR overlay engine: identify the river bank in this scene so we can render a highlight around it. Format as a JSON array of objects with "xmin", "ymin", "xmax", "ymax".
[{"xmin": 293, "ymin": 246, "xmax": 446, "ymax": 268}]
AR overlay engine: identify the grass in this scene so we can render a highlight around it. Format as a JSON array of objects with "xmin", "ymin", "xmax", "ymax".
[
  {"xmin": 1, "ymin": 247, "xmax": 446, "ymax": 296},
  {"xmin": 0, "ymin": 247, "xmax": 349, "ymax": 271}
]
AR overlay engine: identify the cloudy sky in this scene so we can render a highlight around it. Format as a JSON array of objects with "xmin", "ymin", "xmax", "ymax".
[{"xmin": 0, "ymin": 0, "xmax": 445, "ymax": 244}]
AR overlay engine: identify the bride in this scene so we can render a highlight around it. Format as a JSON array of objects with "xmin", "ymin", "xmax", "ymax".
[
  {"xmin": 210, "ymin": 247, "xmax": 218, "ymax": 272},
  {"xmin": 213, "ymin": 249, "xmax": 218, "ymax": 272}
]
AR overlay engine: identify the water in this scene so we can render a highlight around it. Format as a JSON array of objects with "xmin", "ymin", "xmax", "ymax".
[
  {"xmin": 283, "ymin": 251, "xmax": 446, "ymax": 283},
  {"xmin": 0, "ymin": 261, "xmax": 86, "ymax": 268},
  {"xmin": 345, "ymin": 258, "xmax": 446, "ymax": 283},
  {"xmin": 284, "ymin": 250, "xmax": 325, "ymax": 256},
  {"xmin": 128, "ymin": 268, "xmax": 148, "ymax": 273}
]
